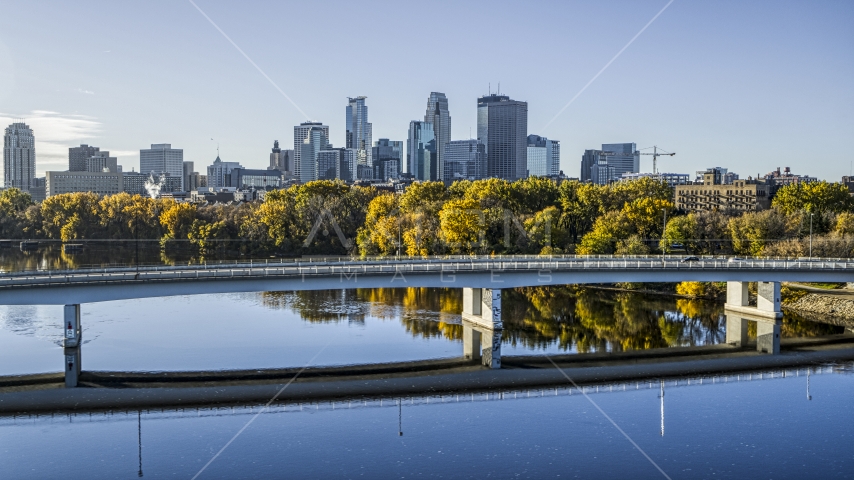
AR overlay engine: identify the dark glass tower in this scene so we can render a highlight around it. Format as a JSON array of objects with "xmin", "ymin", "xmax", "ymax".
[{"xmin": 477, "ymin": 94, "xmax": 528, "ymax": 180}]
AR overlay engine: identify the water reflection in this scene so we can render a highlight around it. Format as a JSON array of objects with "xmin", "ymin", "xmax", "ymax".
[{"xmin": 257, "ymin": 286, "xmax": 841, "ymax": 354}]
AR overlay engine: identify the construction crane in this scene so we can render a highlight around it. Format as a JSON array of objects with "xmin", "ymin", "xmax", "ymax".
[
  {"xmin": 599, "ymin": 145, "xmax": 675, "ymax": 174},
  {"xmin": 637, "ymin": 146, "xmax": 675, "ymax": 174}
]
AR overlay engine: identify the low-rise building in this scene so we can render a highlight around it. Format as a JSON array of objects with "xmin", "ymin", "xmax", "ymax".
[
  {"xmin": 843, "ymin": 176, "xmax": 854, "ymax": 195},
  {"xmin": 229, "ymin": 168, "xmax": 282, "ymax": 189},
  {"xmin": 46, "ymin": 171, "xmax": 122, "ymax": 197},
  {"xmin": 123, "ymin": 172, "xmax": 181, "ymax": 195},
  {"xmin": 764, "ymin": 167, "xmax": 817, "ymax": 188},
  {"xmin": 621, "ymin": 172, "xmax": 690, "ymax": 188},
  {"xmin": 675, "ymin": 170, "xmax": 771, "ymax": 213}
]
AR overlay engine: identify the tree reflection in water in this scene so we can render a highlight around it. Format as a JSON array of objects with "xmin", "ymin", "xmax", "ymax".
[{"xmin": 260, "ymin": 286, "xmax": 844, "ymax": 354}]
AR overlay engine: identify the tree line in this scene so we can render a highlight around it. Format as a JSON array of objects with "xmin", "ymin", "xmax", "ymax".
[{"xmin": 0, "ymin": 177, "xmax": 852, "ymax": 258}]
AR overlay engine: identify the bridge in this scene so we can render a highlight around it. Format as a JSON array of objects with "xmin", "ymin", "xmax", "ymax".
[{"xmin": 1, "ymin": 255, "xmax": 851, "ymax": 384}]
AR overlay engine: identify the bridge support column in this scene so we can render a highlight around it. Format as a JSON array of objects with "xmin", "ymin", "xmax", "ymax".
[
  {"xmin": 757, "ymin": 282, "xmax": 781, "ymax": 314},
  {"xmin": 726, "ymin": 282, "xmax": 749, "ymax": 307},
  {"xmin": 462, "ymin": 288, "xmax": 502, "ymax": 368},
  {"xmin": 64, "ymin": 304, "xmax": 81, "ymax": 348},
  {"xmin": 62, "ymin": 304, "xmax": 82, "ymax": 387},
  {"xmin": 756, "ymin": 320, "xmax": 782, "ymax": 354},
  {"xmin": 725, "ymin": 314, "xmax": 749, "ymax": 347},
  {"xmin": 64, "ymin": 346, "xmax": 81, "ymax": 388}
]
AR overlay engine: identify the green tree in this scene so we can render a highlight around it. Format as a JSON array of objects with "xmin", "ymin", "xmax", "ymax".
[{"xmin": 772, "ymin": 181, "xmax": 853, "ymax": 216}]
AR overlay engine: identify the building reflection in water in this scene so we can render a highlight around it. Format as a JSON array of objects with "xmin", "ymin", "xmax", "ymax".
[{"xmin": 261, "ymin": 286, "xmax": 844, "ymax": 354}]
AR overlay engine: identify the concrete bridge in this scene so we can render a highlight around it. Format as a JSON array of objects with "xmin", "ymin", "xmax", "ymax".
[{"xmin": 1, "ymin": 255, "xmax": 851, "ymax": 385}]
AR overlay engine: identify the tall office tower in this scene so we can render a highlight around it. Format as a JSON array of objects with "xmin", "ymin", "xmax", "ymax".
[
  {"xmin": 294, "ymin": 122, "xmax": 329, "ymax": 180},
  {"xmin": 86, "ymin": 151, "xmax": 118, "ymax": 173},
  {"xmin": 580, "ymin": 149, "xmax": 600, "ymax": 182},
  {"xmin": 299, "ymin": 126, "xmax": 329, "ymax": 184},
  {"xmin": 477, "ymin": 94, "xmax": 528, "ymax": 180},
  {"xmin": 407, "ymin": 121, "xmax": 436, "ymax": 181},
  {"xmin": 601, "ymin": 143, "xmax": 639, "ymax": 178},
  {"xmin": 183, "ymin": 161, "xmax": 194, "ymax": 189},
  {"xmin": 372, "ymin": 138, "xmax": 404, "ymax": 180},
  {"xmin": 69, "ymin": 144, "xmax": 100, "ymax": 171},
  {"xmin": 444, "ymin": 140, "xmax": 486, "ymax": 181},
  {"xmin": 3, "ymin": 122, "xmax": 36, "ymax": 191},
  {"xmin": 424, "ymin": 92, "xmax": 450, "ymax": 182},
  {"xmin": 140, "ymin": 144, "xmax": 184, "ymax": 189},
  {"xmin": 206, "ymin": 155, "xmax": 243, "ymax": 188},
  {"xmin": 316, "ymin": 148, "xmax": 354, "ymax": 181},
  {"xmin": 346, "ymin": 97, "xmax": 372, "ymax": 170},
  {"xmin": 268, "ymin": 140, "xmax": 294, "ymax": 176},
  {"xmin": 526, "ymin": 135, "xmax": 560, "ymax": 177}
]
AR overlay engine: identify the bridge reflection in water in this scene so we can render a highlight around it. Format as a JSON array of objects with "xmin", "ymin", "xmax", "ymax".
[{"xmin": 27, "ymin": 284, "xmax": 854, "ymax": 387}]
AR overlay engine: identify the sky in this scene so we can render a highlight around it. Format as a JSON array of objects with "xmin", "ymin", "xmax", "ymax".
[{"xmin": 1, "ymin": 0, "xmax": 852, "ymax": 181}]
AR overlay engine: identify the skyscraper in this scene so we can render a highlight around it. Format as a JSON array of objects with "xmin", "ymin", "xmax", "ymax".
[
  {"xmin": 316, "ymin": 148, "xmax": 354, "ymax": 181},
  {"xmin": 444, "ymin": 140, "xmax": 486, "ymax": 181},
  {"xmin": 86, "ymin": 151, "xmax": 118, "ymax": 173},
  {"xmin": 294, "ymin": 122, "xmax": 329, "ymax": 181},
  {"xmin": 346, "ymin": 97, "xmax": 372, "ymax": 170},
  {"xmin": 300, "ymin": 126, "xmax": 329, "ymax": 184},
  {"xmin": 407, "ymin": 121, "xmax": 436, "ymax": 181},
  {"xmin": 526, "ymin": 135, "xmax": 560, "ymax": 177},
  {"xmin": 424, "ymin": 92, "xmax": 450, "ymax": 182},
  {"xmin": 477, "ymin": 94, "xmax": 528, "ymax": 180},
  {"xmin": 580, "ymin": 144, "xmax": 638, "ymax": 183},
  {"xmin": 69, "ymin": 144, "xmax": 99, "ymax": 172},
  {"xmin": 207, "ymin": 155, "xmax": 243, "ymax": 188},
  {"xmin": 601, "ymin": 143, "xmax": 639, "ymax": 178},
  {"xmin": 372, "ymin": 138, "xmax": 404, "ymax": 180},
  {"xmin": 140, "ymin": 144, "xmax": 184, "ymax": 189},
  {"xmin": 3, "ymin": 122, "xmax": 36, "ymax": 191},
  {"xmin": 580, "ymin": 149, "xmax": 600, "ymax": 182},
  {"xmin": 183, "ymin": 161, "xmax": 194, "ymax": 189},
  {"xmin": 268, "ymin": 140, "xmax": 294, "ymax": 176}
]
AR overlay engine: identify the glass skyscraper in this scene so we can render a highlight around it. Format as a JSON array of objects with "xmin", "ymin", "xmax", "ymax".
[
  {"xmin": 424, "ymin": 92, "xmax": 450, "ymax": 182},
  {"xmin": 372, "ymin": 138, "xmax": 404, "ymax": 180},
  {"xmin": 601, "ymin": 143, "xmax": 639, "ymax": 178},
  {"xmin": 526, "ymin": 135, "xmax": 560, "ymax": 177},
  {"xmin": 346, "ymin": 96, "xmax": 372, "ymax": 169},
  {"xmin": 444, "ymin": 139, "xmax": 485, "ymax": 181},
  {"xmin": 477, "ymin": 94, "xmax": 528, "ymax": 180},
  {"xmin": 407, "ymin": 121, "xmax": 435, "ymax": 181}
]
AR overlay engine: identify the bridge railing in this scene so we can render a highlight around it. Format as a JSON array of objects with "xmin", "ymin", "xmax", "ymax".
[
  {"xmin": 2, "ymin": 252, "xmax": 853, "ymax": 277},
  {"xmin": 0, "ymin": 256, "xmax": 851, "ymax": 288}
]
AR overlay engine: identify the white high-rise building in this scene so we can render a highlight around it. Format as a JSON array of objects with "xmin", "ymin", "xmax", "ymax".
[
  {"xmin": 300, "ymin": 126, "xmax": 328, "ymax": 184},
  {"xmin": 294, "ymin": 122, "xmax": 329, "ymax": 181},
  {"xmin": 526, "ymin": 135, "xmax": 560, "ymax": 177},
  {"xmin": 140, "ymin": 144, "xmax": 184, "ymax": 189},
  {"xmin": 3, "ymin": 122, "xmax": 36, "ymax": 191}
]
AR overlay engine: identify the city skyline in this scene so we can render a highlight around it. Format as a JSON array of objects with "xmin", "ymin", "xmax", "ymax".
[{"xmin": 0, "ymin": 1, "xmax": 852, "ymax": 181}]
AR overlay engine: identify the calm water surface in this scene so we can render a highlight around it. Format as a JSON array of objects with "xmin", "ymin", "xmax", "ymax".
[{"xmin": 1, "ymin": 286, "xmax": 851, "ymax": 478}]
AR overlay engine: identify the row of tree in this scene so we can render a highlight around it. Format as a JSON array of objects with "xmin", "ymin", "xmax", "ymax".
[{"xmin": 0, "ymin": 177, "xmax": 852, "ymax": 258}]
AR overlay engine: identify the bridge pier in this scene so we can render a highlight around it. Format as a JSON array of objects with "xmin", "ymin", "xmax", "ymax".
[
  {"xmin": 725, "ymin": 282, "xmax": 782, "ymax": 354},
  {"xmin": 462, "ymin": 288, "xmax": 502, "ymax": 368},
  {"xmin": 725, "ymin": 314, "xmax": 749, "ymax": 347},
  {"xmin": 64, "ymin": 346, "xmax": 81, "ymax": 388},
  {"xmin": 64, "ymin": 304, "xmax": 81, "ymax": 348},
  {"xmin": 63, "ymin": 304, "xmax": 82, "ymax": 387}
]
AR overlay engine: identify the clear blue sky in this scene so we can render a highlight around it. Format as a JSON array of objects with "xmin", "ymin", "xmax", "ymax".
[{"xmin": 1, "ymin": 0, "xmax": 852, "ymax": 180}]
